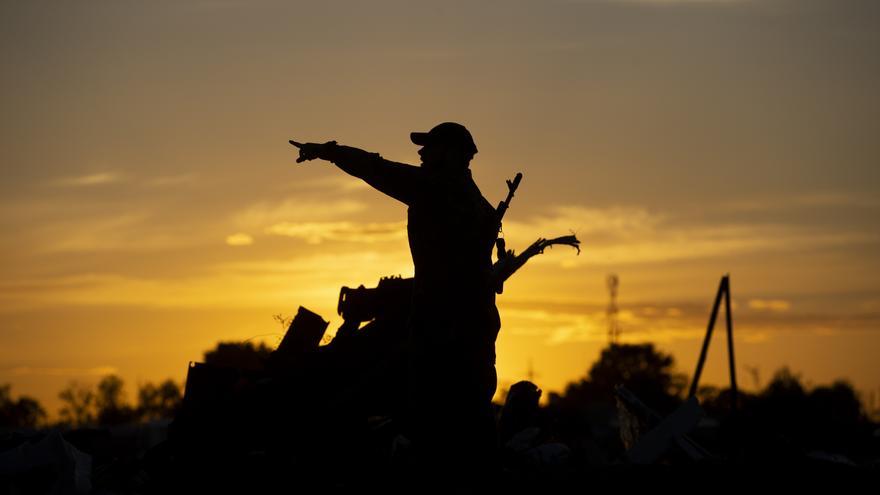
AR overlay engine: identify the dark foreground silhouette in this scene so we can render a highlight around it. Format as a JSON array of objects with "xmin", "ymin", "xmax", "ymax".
[{"xmin": 2, "ymin": 341, "xmax": 878, "ymax": 492}]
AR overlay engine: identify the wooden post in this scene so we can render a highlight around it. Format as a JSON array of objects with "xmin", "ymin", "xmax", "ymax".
[
  {"xmin": 688, "ymin": 275, "xmax": 726, "ymax": 398},
  {"xmin": 725, "ymin": 275, "xmax": 738, "ymax": 413}
]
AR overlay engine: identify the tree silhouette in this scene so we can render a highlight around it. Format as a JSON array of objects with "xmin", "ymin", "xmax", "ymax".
[
  {"xmin": 137, "ymin": 379, "xmax": 182, "ymax": 421},
  {"xmin": 550, "ymin": 343, "xmax": 686, "ymax": 415},
  {"xmin": 806, "ymin": 380, "xmax": 868, "ymax": 454},
  {"xmin": 695, "ymin": 367, "xmax": 878, "ymax": 461},
  {"xmin": 591, "ymin": 343, "xmax": 687, "ymax": 405},
  {"xmin": 545, "ymin": 343, "xmax": 688, "ymax": 464},
  {"xmin": 95, "ymin": 374, "xmax": 138, "ymax": 425},
  {"xmin": 58, "ymin": 381, "xmax": 96, "ymax": 427},
  {"xmin": 58, "ymin": 376, "xmax": 182, "ymax": 426},
  {"xmin": 747, "ymin": 369, "xmax": 876, "ymax": 459},
  {"xmin": 0, "ymin": 384, "xmax": 46, "ymax": 429}
]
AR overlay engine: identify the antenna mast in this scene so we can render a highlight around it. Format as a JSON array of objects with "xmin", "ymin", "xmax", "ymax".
[{"xmin": 607, "ymin": 273, "xmax": 621, "ymax": 344}]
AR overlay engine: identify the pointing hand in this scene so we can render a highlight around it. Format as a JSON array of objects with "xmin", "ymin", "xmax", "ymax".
[{"xmin": 289, "ymin": 140, "xmax": 336, "ymax": 163}]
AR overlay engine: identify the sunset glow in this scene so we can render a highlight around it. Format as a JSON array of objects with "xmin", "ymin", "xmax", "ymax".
[{"xmin": 2, "ymin": 0, "xmax": 878, "ymax": 417}]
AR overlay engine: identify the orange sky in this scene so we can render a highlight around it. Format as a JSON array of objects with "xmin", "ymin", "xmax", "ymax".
[{"xmin": 2, "ymin": 0, "xmax": 878, "ymax": 416}]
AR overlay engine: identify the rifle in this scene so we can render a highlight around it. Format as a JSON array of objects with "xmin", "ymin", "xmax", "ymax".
[
  {"xmin": 496, "ymin": 172, "xmax": 523, "ymax": 224},
  {"xmin": 490, "ymin": 171, "xmax": 581, "ymax": 293}
]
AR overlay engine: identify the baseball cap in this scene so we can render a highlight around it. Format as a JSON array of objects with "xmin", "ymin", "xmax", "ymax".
[{"xmin": 410, "ymin": 122, "xmax": 478, "ymax": 155}]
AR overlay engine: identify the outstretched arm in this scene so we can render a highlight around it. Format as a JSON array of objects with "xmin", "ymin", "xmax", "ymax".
[{"xmin": 290, "ymin": 140, "xmax": 425, "ymax": 206}]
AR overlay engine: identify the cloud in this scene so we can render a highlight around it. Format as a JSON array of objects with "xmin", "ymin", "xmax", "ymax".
[
  {"xmin": 33, "ymin": 212, "xmax": 205, "ymax": 253},
  {"xmin": 219, "ymin": 250, "xmax": 411, "ymax": 276},
  {"xmin": 504, "ymin": 206, "xmax": 659, "ymax": 242},
  {"xmin": 54, "ymin": 172, "xmax": 123, "ymax": 187},
  {"xmin": 812, "ymin": 328, "xmax": 841, "ymax": 337},
  {"xmin": 52, "ymin": 172, "xmax": 201, "ymax": 189},
  {"xmin": 501, "ymin": 307, "xmax": 606, "ymax": 343},
  {"xmin": 496, "ymin": 298, "xmax": 876, "ymax": 346},
  {"xmin": 265, "ymin": 221, "xmax": 407, "ymax": 244},
  {"xmin": 0, "ymin": 249, "xmax": 414, "ymax": 312},
  {"xmin": 742, "ymin": 332, "xmax": 770, "ymax": 344},
  {"xmin": 232, "ymin": 199, "xmax": 366, "ymax": 228},
  {"xmin": 501, "ymin": 205, "xmax": 880, "ymax": 268},
  {"xmin": 145, "ymin": 174, "xmax": 199, "ymax": 187},
  {"xmin": 282, "ymin": 175, "xmax": 370, "ymax": 193},
  {"xmin": 225, "ymin": 233, "xmax": 254, "ymax": 246},
  {"xmin": 748, "ymin": 299, "xmax": 791, "ymax": 312},
  {"xmin": 8, "ymin": 366, "xmax": 119, "ymax": 377},
  {"xmin": 721, "ymin": 192, "xmax": 880, "ymax": 213},
  {"xmin": 860, "ymin": 299, "xmax": 880, "ymax": 312},
  {"xmin": 499, "ymin": 305, "xmax": 712, "ymax": 345}
]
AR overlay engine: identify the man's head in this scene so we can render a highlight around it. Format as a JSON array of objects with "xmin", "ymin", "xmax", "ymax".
[{"xmin": 410, "ymin": 122, "xmax": 477, "ymax": 172}]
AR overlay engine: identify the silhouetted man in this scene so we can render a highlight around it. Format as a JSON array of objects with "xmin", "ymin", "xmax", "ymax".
[{"xmin": 291, "ymin": 123, "xmax": 500, "ymax": 472}]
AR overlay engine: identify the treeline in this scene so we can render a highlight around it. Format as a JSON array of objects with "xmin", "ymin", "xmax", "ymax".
[
  {"xmin": 0, "ymin": 385, "xmax": 46, "ymax": 429},
  {"xmin": 0, "ymin": 341, "xmax": 274, "ymax": 430},
  {"xmin": 3, "ymin": 340, "xmax": 878, "ymax": 463},
  {"xmin": 0, "ymin": 376, "xmax": 182, "ymax": 430},
  {"xmin": 547, "ymin": 343, "xmax": 879, "ymax": 463}
]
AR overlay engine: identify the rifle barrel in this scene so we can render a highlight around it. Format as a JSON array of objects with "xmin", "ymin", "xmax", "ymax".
[{"xmin": 496, "ymin": 172, "xmax": 523, "ymax": 222}]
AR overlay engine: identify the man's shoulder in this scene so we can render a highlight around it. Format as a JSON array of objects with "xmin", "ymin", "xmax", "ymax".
[{"xmin": 464, "ymin": 175, "xmax": 496, "ymax": 213}]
